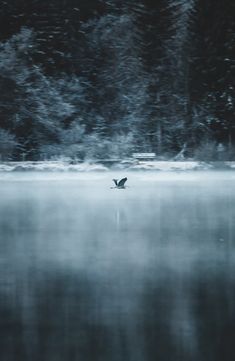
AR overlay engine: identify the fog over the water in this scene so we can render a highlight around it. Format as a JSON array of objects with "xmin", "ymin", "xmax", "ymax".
[{"xmin": 0, "ymin": 171, "xmax": 235, "ymax": 361}]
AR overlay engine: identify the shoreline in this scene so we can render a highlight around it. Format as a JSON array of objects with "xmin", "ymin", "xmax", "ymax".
[{"xmin": 0, "ymin": 160, "xmax": 235, "ymax": 172}]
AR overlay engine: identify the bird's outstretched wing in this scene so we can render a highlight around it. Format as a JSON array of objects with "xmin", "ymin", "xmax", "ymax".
[
  {"xmin": 112, "ymin": 179, "xmax": 118, "ymax": 186},
  {"xmin": 118, "ymin": 177, "xmax": 127, "ymax": 187}
]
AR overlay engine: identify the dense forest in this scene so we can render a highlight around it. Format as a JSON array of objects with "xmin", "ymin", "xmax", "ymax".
[{"xmin": 0, "ymin": 0, "xmax": 234, "ymax": 161}]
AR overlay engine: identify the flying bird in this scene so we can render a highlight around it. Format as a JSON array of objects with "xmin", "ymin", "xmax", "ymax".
[{"xmin": 111, "ymin": 177, "xmax": 128, "ymax": 189}]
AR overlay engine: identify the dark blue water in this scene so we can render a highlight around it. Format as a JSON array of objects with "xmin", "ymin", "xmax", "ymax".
[{"xmin": 0, "ymin": 172, "xmax": 234, "ymax": 361}]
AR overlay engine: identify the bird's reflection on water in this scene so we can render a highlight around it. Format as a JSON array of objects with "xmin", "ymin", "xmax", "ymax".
[{"xmin": 0, "ymin": 172, "xmax": 235, "ymax": 361}]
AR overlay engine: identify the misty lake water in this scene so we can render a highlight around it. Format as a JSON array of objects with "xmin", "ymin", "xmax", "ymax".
[{"xmin": 0, "ymin": 171, "xmax": 235, "ymax": 361}]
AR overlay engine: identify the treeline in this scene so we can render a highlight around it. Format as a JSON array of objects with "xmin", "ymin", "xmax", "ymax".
[{"xmin": 0, "ymin": 0, "xmax": 234, "ymax": 161}]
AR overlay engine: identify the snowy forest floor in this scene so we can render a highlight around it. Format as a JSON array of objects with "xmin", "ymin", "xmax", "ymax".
[{"xmin": 0, "ymin": 161, "xmax": 235, "ymax": 172}]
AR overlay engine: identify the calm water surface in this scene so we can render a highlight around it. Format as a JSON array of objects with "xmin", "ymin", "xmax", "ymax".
[{"xmin": 0, "ymin": 171, "xmax": 235, "ymax": 361}]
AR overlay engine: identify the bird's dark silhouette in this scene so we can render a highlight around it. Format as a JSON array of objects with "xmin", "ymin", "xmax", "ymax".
[{"xmin": 111, "ymin": 177, "xmax": 128, "ymax": 189}]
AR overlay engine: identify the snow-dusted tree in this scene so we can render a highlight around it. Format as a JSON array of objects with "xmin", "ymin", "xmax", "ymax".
[
  {"xmin": 81, "ymin": 1, "xmax": 150, "ymax": 152},
  {"xmin": 189, "ymin": 0, "xmax": 235, "ymax": 156},
  {"xmin": 40, "ymin": 121, "xmax": 86, "ymax": 160},
  {"xmin": 0, "ymin": 27, "xmax": 81, "ymax": 159},
  {"xmin": 0, "ymin": 129, "xmax": 18, "ymax": 160},
  {"xmin": 161, "ymin": 0, "xmax": 196, "ymax": 153}
]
